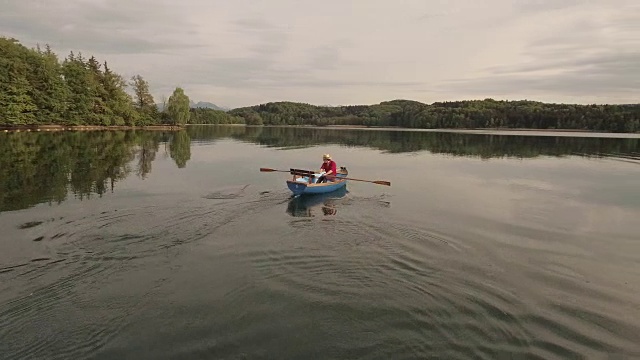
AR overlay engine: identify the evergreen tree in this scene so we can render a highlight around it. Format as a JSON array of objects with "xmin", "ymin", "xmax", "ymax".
[
  {"xmin": 86, "ymin": 55, "xmax": 110, "ymax": 125},
  {"xmin": 62, "ymin": 52, "xmax": 93, "ymax": 125},
  {"xmin": 0, "ymin": 38, "xmax": 37, "ymax": 124},
  {"xmin": 130, "ymin": 74, "xmax": 158, "ymax": 125},
  {"xmin": 102, "ymin": 61, "xmax": 137, "ymax": 126},
  {"xmin": 25, "ymin": 44, "xmax": 69, "ymax": 124}
]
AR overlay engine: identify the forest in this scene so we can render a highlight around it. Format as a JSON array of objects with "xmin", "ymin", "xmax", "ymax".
[
  {"xmin": 229, "ymin": 99, "xmax": 640, "ymax": 133},
  {"xmin": 2, "ymin": 36, "xmax": 638, "ymax": 132},
  {"xmin": 0, "ymin": 36, "xmax": 240, "ymax": 127}
]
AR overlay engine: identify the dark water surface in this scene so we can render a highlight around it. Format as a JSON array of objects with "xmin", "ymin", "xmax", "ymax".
[{"xmin": 1, "ymin": 126, "xmax": 639, "ymax": 359}]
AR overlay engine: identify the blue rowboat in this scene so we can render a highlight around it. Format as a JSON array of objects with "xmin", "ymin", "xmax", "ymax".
[{"xmin": 286, "ymin": 167, "xmax": 348, "ymax": 196}]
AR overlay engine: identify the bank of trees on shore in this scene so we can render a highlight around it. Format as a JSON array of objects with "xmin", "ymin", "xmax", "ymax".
[
  {"xmin": 3, "ymin": 36, "xmax": 638, "ymax": 132},
  {"xmin": 0, "ymin": 37, "xmax": 202, "ymax": 127},
  {"xmin": 230, "ymin": 99, "xmax": 640, "ymax": 133}
]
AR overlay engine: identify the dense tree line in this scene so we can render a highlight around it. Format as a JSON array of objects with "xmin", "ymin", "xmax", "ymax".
[
  {"xmin": 229, "ymin": 99, "xmax": 640, "ymax": 133},
  {"xmin": 0, "ymin": 37, "xmax": 191, "ymax": 126},
  {"xmin": 3, "ymin": 35, "xmax": 638, "ymax": 132},
  {"xmin": 188, "ymin": 107, "xmax": 245, "ymax": 125}
]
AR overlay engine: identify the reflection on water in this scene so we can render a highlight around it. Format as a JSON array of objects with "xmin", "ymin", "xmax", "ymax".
[
  {"xmin": 286, "ymin": 186, "xmax": 348, "ymax": 217},
  {"xmin": 1, "ymin": 125, "xmax": 640, "ymax": 359},
  {"xmin": 0, "ymin": 130, "xmax": 190, "ymax": 213},
  {"xmin": 187, "ymin": 125, "xmax": 640, "ymax": 158},
  {"xmin": 1, "ymin": 125, "xmax": 638, "ymax": 213}
]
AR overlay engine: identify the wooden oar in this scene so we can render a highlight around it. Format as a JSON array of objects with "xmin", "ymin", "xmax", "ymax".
[
  {"xmin": 260, "ymin": 167, "xmax": 294, "ymax": 173},
  {"xmin": 259, "ymin": 167, "xmax": 391, "ymax": 186},
  {"xmin": 326, "ymin": 175, "xmax": 391, "ymax": 186}
]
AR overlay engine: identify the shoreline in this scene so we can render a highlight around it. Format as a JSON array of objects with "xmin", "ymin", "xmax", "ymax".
[
  {"xmin": 241, "ymin": 124, "xmax": 640, "ymax": 137},
  {"xmin": 3, "ymin": 123, "xmax": 638, "ymax": 138},
  {"xmin": 223, "ymin": 124, "xmax": 638, "ymax": 138},
  {"xmin": 1, "ymin": 124, "xmax": 185, "ymax": 132},
  {"xmin": 266, "ymin": 124, "xmax": 623, "ymax": 133}
]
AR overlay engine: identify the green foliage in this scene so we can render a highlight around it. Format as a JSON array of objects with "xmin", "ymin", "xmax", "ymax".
[
  {"xmin": 166, "ymin": 87, "xmax": 190, "ymax": 125},
  {"xmin": 130, "ymin": 74, "xmax": 158, "ymax": 125},
  {"xmin": 3, "ymin": 36, "xmax": 638, "ymax": 132},
  {"xmin": 189, "ymin": 107, "xmax": 245, "ymax": 124},
  {"xmin": 103, "ymin": 61, "xmax": 137, "ymax": 126},
  {"xmin": 0, "ymin": 36, "xmax": 165, "ymax": 126},
  {"xmin": 0, "ymin": 38, "xmax": 37, "ymax": 124},
  {"xmin": 229, "ymin": 99, "xmax": 640, "ymax": 133}
]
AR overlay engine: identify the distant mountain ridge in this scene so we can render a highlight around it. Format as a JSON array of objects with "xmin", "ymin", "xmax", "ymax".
[{"xmin": 156, "ymin": 101, "xmax": 229, "ymax": 112}]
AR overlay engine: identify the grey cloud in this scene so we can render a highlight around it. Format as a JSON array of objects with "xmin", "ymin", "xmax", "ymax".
[
  {"xmin": 443, "ymin": 72, "xmax": 637, "ymax": 97},
  {"xmin": 1, "ymin": 18, "xmax": 198, "ymax": 55},
  {"xmin": 489, "ymin": 52, "xmax": 640, "ymax": 76},
  {"xmin": 0, "ymin": 0, "xmax": 200, "ymax": 54},
  {"xmin": 512, "ymin": 0, "xmax": 591, "ymax": 13},
  {"xmin": 305, "ymin": 42, "xmax": 354, "ymax": 71},
  {"xmin": 166, "ymin": 18, "xmax": 369, "ymax": 90},
  {"xmin": 440, "ymin": 50, "xmax": 640, "ymax": 97},
  {"xmin": 307, "ymin": 46, "xmax": 340, "ymax": 70},
  {"xmin": 233, "ymin": 18, "xmax": 277, "ymax": 32},
  {"xmin": 180, "ymin": 57, "xmax": 297, "ymax": 87},
  {"xmin": 250, "ymin": 32, "xmax": 288, "ymax": 58},
  {"xmin": 278, "ymin": 79, "xmax": 425, "ymax": 89},
  {"xmin": 169, "ymin": 51, "xmax": 423, "ymax": 91},
  {"xmin": 2, "ymin": 0, "xmax": 636, "ymax": 107},
  {"xmin": 417, "ymin": 10, "xmax": 457, "ymax": 21},
  {"xmin": 441, "ymin": 4, "xmax": 640, "ymax": 101},
  {"xmin": 416, "ymin": 0, "xmax": 469, "ymax": 21},
  {"xmin": 231, "ymin": 16, "xmax": 291, "ymax": 56}
]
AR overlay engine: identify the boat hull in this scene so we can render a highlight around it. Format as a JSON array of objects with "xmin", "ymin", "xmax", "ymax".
[
  {"xmin": 286, "ymin": 179, "xmax": 346, "ymax": 195},
  {"xmin": 286, "ymin": 171, "xmax": 347, "ymax": 196}
]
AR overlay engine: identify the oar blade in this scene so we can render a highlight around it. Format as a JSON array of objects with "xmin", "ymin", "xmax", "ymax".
[
  {"xmin": 260, "ymin": 167, "xmax": 277, "ymax": 172},
  {"xmin": 373, "ymin": 180, "xmax": 391, "ymax": 186}
]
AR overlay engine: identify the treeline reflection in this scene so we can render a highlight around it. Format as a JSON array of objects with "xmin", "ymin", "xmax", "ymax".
[
  {"xmin": 2, "ymin": 125, "xmax": 637, "ymax": 212},
  {"xmin": 0, "ymin": 130, "xmax": 190, "ymax": 212},
  {"xmin": 187, "ymin": 125, "xmax": 640, "ymax": 160}
]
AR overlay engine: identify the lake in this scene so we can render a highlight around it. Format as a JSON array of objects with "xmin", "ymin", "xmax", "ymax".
[{"xmin": 1, "ymin": 125, "xmax": 639, "ymax": 359}]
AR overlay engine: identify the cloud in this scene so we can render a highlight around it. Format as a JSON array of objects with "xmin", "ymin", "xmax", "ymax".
[
  {"xmin": 0, "ymin": 0, "xmax": 200, "ymax": 54},
  {"xmin": 512, "ymin": 0, "xmax": 593, "ymax": 13},
  {"xmin": 416, "ymin": 0, "xmax": 477, "ymax": 21},
  {"xmin": 0, "ymin": 0, "xmax": 638, "ymax": 107},
  {"xmin": 438, "ymin": 1, "xmax": 640, "ymax": 103}
]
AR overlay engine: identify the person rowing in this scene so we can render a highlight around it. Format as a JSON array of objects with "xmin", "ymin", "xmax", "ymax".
[{"xmin": 316, "ymin": 153, "xmax": 337, "ymax": 183}]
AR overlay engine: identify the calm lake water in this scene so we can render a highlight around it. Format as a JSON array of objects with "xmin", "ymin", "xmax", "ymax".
[{"xmin": 1, "ymin": 125, "xmax": 639, "ymax": 359}]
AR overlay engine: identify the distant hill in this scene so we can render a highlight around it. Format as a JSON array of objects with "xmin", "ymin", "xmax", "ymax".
[
  {"xmin": 190, "ymin": 101, "xmax": 229, "ymax": 111},
  {"xmin": 156, "ymin": 101, "xmax": 229, "ymax": 112},
  {"xmin": 227, "ymin": 99, "xmax": 640, "ymax": 132}
]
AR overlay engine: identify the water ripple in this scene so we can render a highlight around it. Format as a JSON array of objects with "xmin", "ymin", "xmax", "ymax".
[{"xmin": 2, "ymin": 185, "xmax": 639, "ymax": 359}]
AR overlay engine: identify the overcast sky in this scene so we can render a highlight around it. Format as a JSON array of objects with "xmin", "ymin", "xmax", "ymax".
[{"xmin": 2, "ymin": 0, "xmax": 638, "ymax": 108}]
